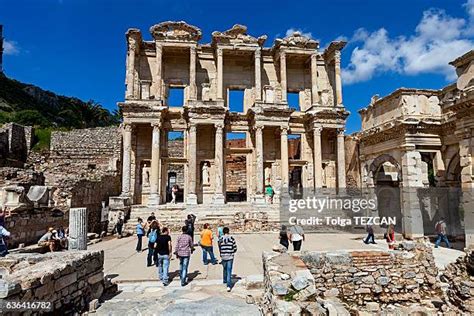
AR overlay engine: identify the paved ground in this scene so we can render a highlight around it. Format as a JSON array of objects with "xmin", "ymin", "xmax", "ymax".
[{"xmin": 90, "ymin": 232, "xmax": 463, "ymax": 283}]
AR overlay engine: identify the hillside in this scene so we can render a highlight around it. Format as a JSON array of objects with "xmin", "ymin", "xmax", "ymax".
[{"xmin": 0, "ymin": 73, "xmax": 120, "ymax": 128}]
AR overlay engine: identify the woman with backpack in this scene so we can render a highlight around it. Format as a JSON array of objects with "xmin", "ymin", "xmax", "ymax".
[{"xmin": 147, "ymin": 220, "xmax": 160, "ymax": 266}]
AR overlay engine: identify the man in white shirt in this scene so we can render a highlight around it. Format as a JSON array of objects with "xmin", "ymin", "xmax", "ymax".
[
  {"xmin": 0, "ymin": 225, "xmax": 11, "ymax": 257},
  {"xmin": 288, "ymin": 225, "xmax": 305, "ymax": 251},
  {"xmin": 434, "ymin": 217, "xmax": 451, "ymax": 248}
]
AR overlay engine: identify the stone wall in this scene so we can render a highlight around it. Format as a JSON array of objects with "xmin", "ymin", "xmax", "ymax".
[
  {"xmin": 442, "ymin": 250, "xmax": 474, "ymax": 313},
  {"xmin": 0, "ymin": 123, "xmax": 33, "ymax": 167},
  {"xmin": 344, "ymin": 135, "xmax": 361, "ymax": 188},
  {"xmin": 225, "ymin": 155, "xmax": 246, "ymax": 192},
  {"xmin": 3, "ymin": 209, "xmax": 67, "ymax": 248},
  {"xmin": 262, "ymin": 242, "xmax": 452, "ymax": 315},
  {"xmin": 0, "ymin": 250, "xmax": 105, "ymax": 314}
]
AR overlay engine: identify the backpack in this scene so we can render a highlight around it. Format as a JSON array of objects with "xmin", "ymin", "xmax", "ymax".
[{"xmin": 149, "ymin": 229, "xmax": 158, "ymax": 243}]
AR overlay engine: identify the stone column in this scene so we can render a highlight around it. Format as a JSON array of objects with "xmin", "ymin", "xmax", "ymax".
[
  {"xmin": 255, "ymin": 124, "xmax": 265, "ymax": 203},
  {"xmin": 148, "ymin": 122, "xmax": 161, "ymax": 206},
  {"xmin": 459, "ymin": 131, "xmax": 474, "ymax": 247},
  {"xmin": 313, "ymin": 126, "xmax": 323, "ymax": 189},
  {"xmin": 189, "ymin": 45, "xmax": 197, "ymax": 100},
  {"xmin": 217, "ymin": 48, "xmax": 224, "ymax": 100},
  {"xmin": 337, "ymin": 128, "xmax": 346, "ymax": 189},
  {"xmin": 187, "ymin": 124, "xmax": 198, "ymax": 204},
  {"xmin": 126, "ymin": 39, "xmax": 137, "ymax": 99},
  {"xmin": 69, "ymin": 207, "xmax": 87, "ymax": 250},
  {"xmin": 400, "ymin": 149, "xmax": 425, "ymax": 239},
  {"xmin": 213, "ymin": 123, "xmax": 225, "ymax": 204},
  {"xmin": 334, "ymin": 51, "xmax": 343, "ymax": 106},
  {"xmin": 311, "ymin": 54, "xmax": 320, "ymax": 104},
  {"xmin": 280, "ymin": 51, "xmax": 287, "ymax": 103},
  {"xmin": 255, "ymin": 49, "xmax": 262, "ymax": 101},
  {"xmin": 121, "ymin": 123, "xmax": 132, "ymax": 196},
  {"xmin": 155, "ymin": 43, "xmax": 163, "ymax": 100},
  {"xmin": 281, "ymin": 127, "xmax": 289, "ymax": 190}
]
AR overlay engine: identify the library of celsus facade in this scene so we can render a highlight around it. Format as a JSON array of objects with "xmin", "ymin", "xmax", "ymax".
[{"xmin": 118, "ymin": 21, "xmax": 349, "ymax": 206}]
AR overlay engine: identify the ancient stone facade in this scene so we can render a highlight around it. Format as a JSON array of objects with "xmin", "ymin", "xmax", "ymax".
[
  {"xmin": 0, "ymin": 123, "xmax": 33, "ymax": 167},
  {"xmin": 117, "ymin": 21, "xmax": 349, "ymax": 207},
  {"xmin": 355, "ymin": 50, "xmax": 474, "ymax": 245}
]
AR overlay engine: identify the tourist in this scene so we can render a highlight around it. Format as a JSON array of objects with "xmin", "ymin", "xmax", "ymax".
[
  {"xmin": 116, "ymin": 213, "xmax": 124, "ymax": 238},
  {"xmin": 147, "ymin": 212, "xmax": 156, "ymax": 225},
  {"xmin": 385, "ymin": 224, "xmax": 396, "ymax": 250},
  {"xmin": 185, "ymin": 213, "xmax": 196, "ymax": 242},
  {"xmin": 38, "ymin": 228, "xmax": 60, "ymax": 252},
  {"xmin": 0, "ymin": 207, "xmax": 10, "ymax": 227},
  {"xmin": 288, "ymin": 224, "xmax": 305, "ymax": 251},
  {"xmin": 146, "ymin": 220, "xmax": 160, "ymax": 266},
  {"xmin": 136, "ymin": 218, "xmax": 145, "ymax": 252},
  {"xmin": 155, "ymin": 227, "xmax": 172, "ymax": 286},
  {"xmin": 174, "ymin": 225, "xmax": 194, "ymax": 286},
  {"xmin": 265, "ymin": 184, "xmax": 274, "ymax": 204},
  {"xmin": 200, "ymin": 223, "xmax": 217, "ymax": 265},
  {"xmin": 171, "ymin": 185, "xmax": 178, "ymax": 204},
  {"xmin": 434, "ymin": 217, "xmax": 452, "ymax": 248},
  {"xmin": 0, "ymin": 224, "xmax": 11, "ymax": 257},
  {"xmin": 57, "ymin": 226, "xmax": 68, "ymax": 249},
  {"xmin": 218, "ymin": 227, "xmax": 237, "ymax": 292},
  {"xmin": 279, "ymin": 225, "xmax": 289, "ymax": 249},
  {"xmin": 217, "ymin": 219, "xmax": 225, "ymax": 239},
  {"xmin": 364, "ymin": 224, "xmax": 376, "ymax": 244}
]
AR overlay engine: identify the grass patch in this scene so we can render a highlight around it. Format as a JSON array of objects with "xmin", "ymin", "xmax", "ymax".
[{"xmin": 32, "ymin": 128, "xmax": 52, "ymax": 151}]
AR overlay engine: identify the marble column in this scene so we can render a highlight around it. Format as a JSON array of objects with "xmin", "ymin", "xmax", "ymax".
[
  {"xmin": 155, "ymin": 43, "xmax": 163, "ymax": 100},
  {"xmin": 189, "ymin": 46, "xmax": 197, "ymax": 100},
  {"xmin": 126, "ymin": 39, "xmax": 137, "ymax": 99},
  {"xmin": 255, "ymin": 49, "xmax": 262, "ymax": 101},
  {"xmin": 213, "ymin": 123, "xmax": 225, "ymax": 204},
  {"xmin": 121, "ymin": 124, "xmax": 132, "ymax": 196},
  {"xmin": 313, "ymin": 126, "xmax": 323, "ymax": 189},
  {"xmin": 280, "ymin": 51, "xmax": 287, "ymax": 103},
  {"xmin": 217, "ymin": 48, "xmax": 224, "ymax": 100},
  {"xmin": 281, "ymin": 127, "xmax": 289, "ymax": 191},
  {"xmin": 148, "ymin": 122, "xmax": 161, "ymax": 206},
  {"xmin": 334, "ymin": 51, "xmax": 343, "ymax": 106},
  {"xmin": 69, "ymin": 207, "xmax": 87, "ymax": 250},
  {"xmin": 337, "ymin": 128, "xmax": 346, "ymax": 189},
  {"xmin": 311, "ymin": 54, "xmax": 320, "ymax": 104},
  {"xmin": 187, "ymin": 124, "xmax": 198, "ymax": 204},
  {"xmin": 255, "ymin": 124, "xmax": 265, "ymax": 203}
]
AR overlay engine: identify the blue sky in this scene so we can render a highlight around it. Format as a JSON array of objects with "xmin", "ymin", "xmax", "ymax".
[{"xmin": 1, "ymin": 0, "xmax": 473, "ymax": 133}]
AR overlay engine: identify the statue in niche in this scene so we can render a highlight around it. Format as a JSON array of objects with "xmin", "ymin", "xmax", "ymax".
[
  {"xmin": 202, "ymin": 162, "xmax": 210, "ymax": 185},
  {"xmin": 265, "ymin": 166, "xmax": 271, "ymax": 185},
  {"xmin": 142, "ymin": 166, "xmax": 151, "ymax": 187}
]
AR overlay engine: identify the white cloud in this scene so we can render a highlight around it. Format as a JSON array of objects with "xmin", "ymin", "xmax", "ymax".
[
  {"xmin": 285, "ymin": 28, "xmax": 313, "ymax": 39},
  {"xmin": 3, "ymin": 40, "xmax": 20, "ymax": 55},
  {"xmin": 342, "ymin": 2, "xmax": 474, "ymax": 84}
]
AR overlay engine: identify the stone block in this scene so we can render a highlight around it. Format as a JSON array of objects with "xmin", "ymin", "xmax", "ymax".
[
  {"xmin": 273, "ymin": 300, "xmax": 301, "ymax": 315},
  {"xmin": 87, "ymin": 271, "xmax": 104, "ymax": 285},
  {"xmin": 54, "ymin": 272, "xmax": 77, "ymax": 291}
]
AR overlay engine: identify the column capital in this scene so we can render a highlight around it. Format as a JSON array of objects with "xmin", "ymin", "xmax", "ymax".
[
  {"xmin": 189, "ymin": 123, "xmax": 197, "ymax": 133},
  {"xmin": 217, "ymin": 47, "xmax": 223, "ymax": 57},
  {"xmin": 214, "ymin": 122, "xmax": 225, "ymax": 130},
  {"xmin": 151, "ymin": 121, "xmax": 161, "ymax": 129},
  {"xmin": 190, "ymin": 45, "xmax": 196, "ymax": 53},
  {"xmin": 280, "ymin": 126, "xmax": 288, "ymax": 135},
  {"xmin": 123, "ymin": 123, "xmax": 133, "ymax": 132},
  {"xmin": 279, "ymin": 50, "xmax": 286, "ymax": 60},
  {"xmin": 254, "ymin": 124, "xmax": 264, "ymax": 131},
  {"xmin": 337, "ymin": 128, "xmax": 345, "ymax": 137},
  {"xmin": 255, "ymin": 48, "xmax": 261, "ymax": 58},
  {"xmin": 314, "ymin": 126, "xmax": 323, "ymax": 135}
]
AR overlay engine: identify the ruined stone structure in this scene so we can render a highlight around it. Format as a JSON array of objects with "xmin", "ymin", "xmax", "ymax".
[
  {"xmin": 356, "ymin": 50, "xmax": 474, "ymax": 245},
  {"xmin": 118, "ymin": 21, "xmax": 348, "ymax": 207},
  {"xmin": 0, "ymin": 123, "xmax": 33, "ymax": 167}
]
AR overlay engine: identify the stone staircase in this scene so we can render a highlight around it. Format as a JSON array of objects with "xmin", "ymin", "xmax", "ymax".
[{"xmin": 124, "ymin": 202, "xmax": 281, "ymax": 233}]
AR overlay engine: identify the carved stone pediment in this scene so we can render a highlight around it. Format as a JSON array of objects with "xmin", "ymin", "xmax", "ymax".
[
  {"xmin": 150, "ymin": 21, "xmax": 202, "ymax": 42},
  {"xmin": 212, "ymin": 24, "xmax": 267, "ymax": 46},
  {"xmin": 274, "ymin": 31, "xmax": 319, "ymax": 50}
]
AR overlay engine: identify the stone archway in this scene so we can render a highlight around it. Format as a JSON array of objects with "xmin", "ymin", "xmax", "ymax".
[{"xmin": 369, "ymin": 154, "xmax": 402, "ymax": 185}]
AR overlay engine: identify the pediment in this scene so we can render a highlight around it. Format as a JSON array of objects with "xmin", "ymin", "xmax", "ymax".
[
  {"xmin": 212, "ymin": 24, "xmax": 267, "ymax": 46},
  {"xmin": 150, "ymin": 21, "xmax": 202, "ymax": 42},
  {"xmin": 274, "ymin": 31, "xmax": 319, "ymax": 50}
]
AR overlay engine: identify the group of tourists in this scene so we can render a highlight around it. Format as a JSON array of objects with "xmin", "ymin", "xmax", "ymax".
[
  {"xmin": 278, "ymin": 224, "xmax": 305, "ymax": 250},
  {"xmin": 136, "ymin": 213, "xmax": 237, "ymax": 291},
  {"xmin": 37, "ymin": 226, "xmax": 68, "ymax": 252}
]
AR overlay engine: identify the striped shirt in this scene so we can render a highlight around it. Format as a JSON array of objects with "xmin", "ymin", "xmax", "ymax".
[
  {"xmin": 218, "ymin": 235, "xmax": 237, "ymax": 261},
  {"xmin": 175, "ymin": 234, "xmax": 193, "ymax": 257}
]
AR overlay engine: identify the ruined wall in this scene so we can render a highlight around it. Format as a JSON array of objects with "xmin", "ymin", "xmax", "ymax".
[
  {"xmin": 3, "ymin": 209, "xmax": 67, "ymax": 248},
  {"xmin": 0, "ymin": 251, "xmax": 105, "ymax": 314},
  {"xmin": 0, "ymin": 123, "xmax": 33, "ymax": 167},
  {"xmin": 262, "ymin": 242, "xmax": 446, "ymax": 315}
]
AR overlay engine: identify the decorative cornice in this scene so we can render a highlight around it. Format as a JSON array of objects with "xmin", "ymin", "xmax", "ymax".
[{"xmin": 150, "ymin": 21, "xmax": 202, "ymax": 42}]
